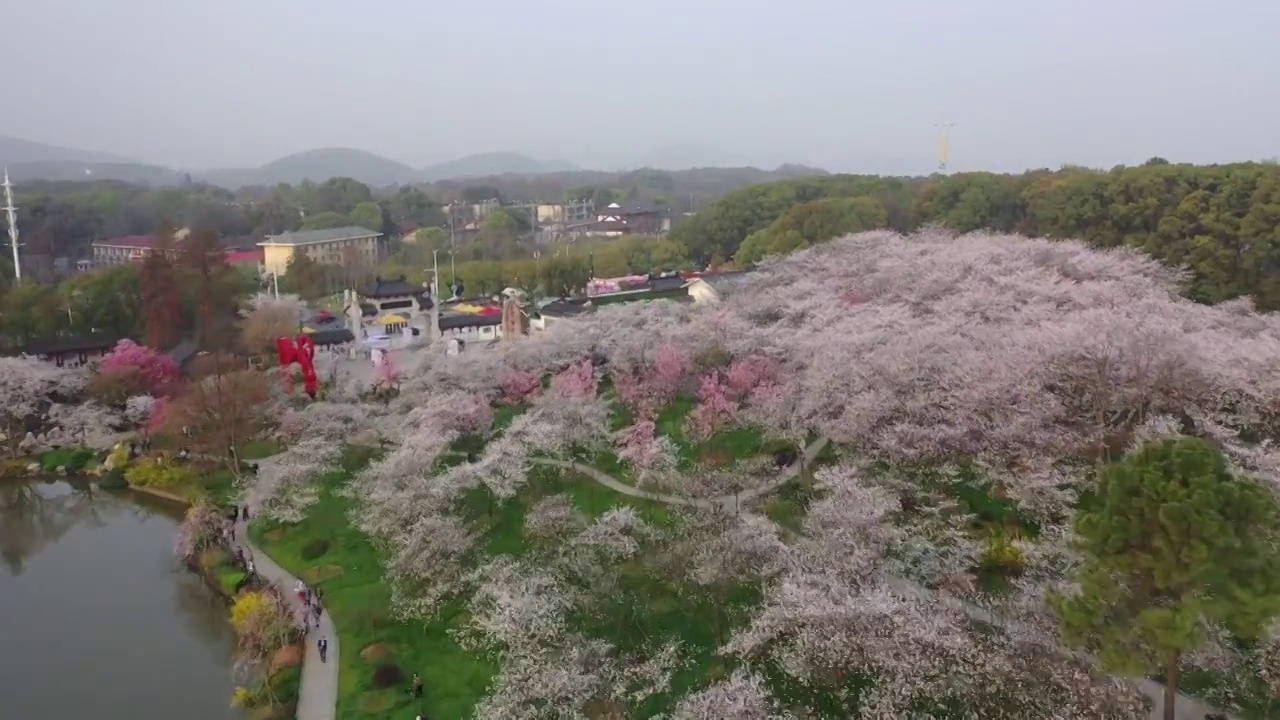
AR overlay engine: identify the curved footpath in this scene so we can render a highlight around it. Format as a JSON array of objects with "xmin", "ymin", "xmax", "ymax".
[{"xmin": 234, "ymin": 455, "xmax": 338, "ymax": 720}]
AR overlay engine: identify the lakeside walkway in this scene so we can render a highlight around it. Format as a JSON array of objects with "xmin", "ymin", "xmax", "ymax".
[{"xmin": 233, "ymin": 455, "xmax": 338, "ymax": 720}]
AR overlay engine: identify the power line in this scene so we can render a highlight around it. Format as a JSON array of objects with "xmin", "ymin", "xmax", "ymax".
[{"xmin": 3, "ymin": 167, "xmax": 21, "ymax": 284}]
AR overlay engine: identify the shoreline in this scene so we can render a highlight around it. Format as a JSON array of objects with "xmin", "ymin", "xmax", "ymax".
[{"xmin": 126, "ymin": 484, "xmax": 191, "ymax": 507}]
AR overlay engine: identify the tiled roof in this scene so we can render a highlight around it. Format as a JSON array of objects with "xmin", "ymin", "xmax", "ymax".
[
  {"xmin": 15, "ymin": 334, "xmax": 124, "ymax": 355},
  {"xmin": 260, "ymin": 226, "xmax": 382, "ymax": 247},
  {"xmin": 224, "ymin": 249, "xmax": 264, "ymax": 264},
  {"xmin": 93, "ymin": 235, "xmax": 158, "ymax": 249},
  {"xmin": 359, "ymin": 275, "xmax": 423, "ymax": 299},
  {"xmin": 439, "ymin": 313, "xmax": 502, "ymax": 331}
]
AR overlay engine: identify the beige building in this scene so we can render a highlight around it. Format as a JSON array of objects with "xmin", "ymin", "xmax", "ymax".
[{"xmin": 258, "ymin": 226, "xmax": 382, "ymax": 276}]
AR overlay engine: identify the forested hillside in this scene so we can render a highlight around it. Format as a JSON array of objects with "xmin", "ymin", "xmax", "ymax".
[{"xmin": 672, "ymin": 160, "xmax": 1280, "ymax": 309}]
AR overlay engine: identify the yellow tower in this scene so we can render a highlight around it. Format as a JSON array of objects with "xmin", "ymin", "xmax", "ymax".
[{"xmin": 936, "ymin": 123, "xmax": 954, "ymax": 174}]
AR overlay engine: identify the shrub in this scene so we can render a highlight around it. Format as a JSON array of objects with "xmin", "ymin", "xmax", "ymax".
[
  {"xmin": 0, "ymin": 459, "xmax": 29, "ymax": 478},
  {"xmin": 40, "ymin": 447, "xmax": 96, "ymax": 473},
  {"xmin": 125, "ymin": 457, "xmax": 197, "ymax": 489},
  {"xmin": 299, "ymin": 538, "xmax": 330, "ymax": 561},
  {"xmin": 98, "ymin": 468, "xmax": 127, "ymax": 489},
  {"xmin": 979, "ymin": 529, "xmax": 1027, "ymax": 575},
  {"xmin": 371, "ymin": 663, "xmax": 404, "ymax": 689}
]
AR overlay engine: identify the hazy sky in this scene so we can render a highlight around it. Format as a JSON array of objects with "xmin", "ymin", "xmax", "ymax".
[{"xmin": 5, "ymin": 0, "xmax": 1278, "ymax": 174}]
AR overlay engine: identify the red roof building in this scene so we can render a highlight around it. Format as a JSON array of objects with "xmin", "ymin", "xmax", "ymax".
[{"xmin": 91, "ymin": 235, "xmax": 166, "ymax": 267}]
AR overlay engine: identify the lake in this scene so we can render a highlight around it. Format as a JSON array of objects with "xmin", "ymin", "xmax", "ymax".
[{"xmin": 0, "ymin": 479, "xmax": 242, "ymax": 720}]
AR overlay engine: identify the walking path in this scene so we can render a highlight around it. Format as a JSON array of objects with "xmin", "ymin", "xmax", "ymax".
[
  {"xmin": 447, "ymin": 437, "xmax": 831, "ymax": 511},
  {"xmin": 233, "ymin": 455, "xmax": 338, "ymax": 720}
]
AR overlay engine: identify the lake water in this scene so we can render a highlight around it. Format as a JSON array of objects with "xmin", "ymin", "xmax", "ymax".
[{"xmin": 0, "ymin": 479, "xmax": 242, "ymax": 720}]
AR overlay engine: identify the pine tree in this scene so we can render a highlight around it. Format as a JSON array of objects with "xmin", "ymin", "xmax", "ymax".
[{"xmin": 1052, "ymin": 436, "xmax": 1280, "ymax": 720}]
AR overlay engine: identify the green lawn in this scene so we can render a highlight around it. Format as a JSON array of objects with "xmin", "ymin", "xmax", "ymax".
[
  {"xmin": 241, "ymin": 439, "xmax": 285, "ymax": 460},
  {"xmin": 252, "ymin": 448, "xmax": 495, "ymax": 719}
]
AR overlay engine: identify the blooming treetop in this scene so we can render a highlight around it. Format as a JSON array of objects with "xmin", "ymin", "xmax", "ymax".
[
  {"xmin": 98, "ymin": 339, "xmax": 181, "ymax": 397},
  {"xmin": 0, "ymin": 358, "xmax": 84, "ymax": 451},
  {"xmin": 721, "ymin": 463, "xmax": 1150, "ymax": 718}
]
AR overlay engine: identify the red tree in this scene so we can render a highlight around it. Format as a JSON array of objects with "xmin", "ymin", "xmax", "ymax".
[{"xmin": 140, "ymin": 225, "xmax": 183, "ymax": 349}]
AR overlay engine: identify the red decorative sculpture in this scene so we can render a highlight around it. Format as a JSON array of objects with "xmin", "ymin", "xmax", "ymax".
[{"xmin": 276, "ymin": 334, "xmax": 318, "ymax": 398}]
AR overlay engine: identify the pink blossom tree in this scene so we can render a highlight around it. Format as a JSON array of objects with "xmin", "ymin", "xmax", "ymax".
[
  {"xmin": 611, "ymin": 342, "xmax": 692, "ymax": 419},
  {"xmin": 685, "ymin": 371, "xmax": 740, "ymax": 441},
  {"xmin": 549, "ymin": 358, "xmax": 598, "ymax": 398},
  {"xmin": 614, "ymin": 419, "xmax": 679, "ymax": 484},
  {"xmin": 91, "ymin": 339, "xmax": 181, "ymax": 401},
  {"xmin": 498, "ymin": 369, "xmax": 542, "ymax": 405}
]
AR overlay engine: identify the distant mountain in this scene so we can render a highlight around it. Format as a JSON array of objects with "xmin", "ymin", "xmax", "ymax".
[
  {"xmin": 0, "ymin": 135, "xmax": 137, "ymax": 166},
  {"xmin": 636, "ymin": 145, "xmax": 745, "ymax": 171},
  {"xmin": 5, "ymin": 161, "xmax": 184, "ymax": 184},
  {"xmin": 198, "ymin": 147, "xmax": 418, "ymax": 188},
  {"xmin": 416, "ymin": 152, "xmax": 579, "ymax": 181},
  {"xmin": 0, "ymin": 134, "xmax": 822, "ymax": 190}
]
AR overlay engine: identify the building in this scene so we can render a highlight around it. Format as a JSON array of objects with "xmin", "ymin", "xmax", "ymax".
[
  {"xmin": 355, "ymin": 275, "xmax": 433, "ymax": 329},
  {"xmin": 92, "ymin": 230, "xmax": 259, "ymax": 269},
  {"xmin": 224, "ymin": 249, "xmax": 265, "ymax": 276},
  {"xmin": 590, "ymin": 201, "xmax": 669, "ymax": 236},
  {"xmin": 13, "ymin": 334, "xmax": 122, "ymax": 367},
  {"xmin": 685, "ymin": 271, "xmax": 753, "ymax": 304},
  {"xmin": 258, "ymin": 226, "xmax": 382, "ymax": 277},
  {"xmin": 91, "ymin": 235, "xmax": 168, "ymax": 266}
]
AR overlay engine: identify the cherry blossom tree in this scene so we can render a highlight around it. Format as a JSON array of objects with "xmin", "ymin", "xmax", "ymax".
[
  {"xmin": 175, "ymin": 500, "xmax": 230, "ymax": 559},
  {"xmin": 47, "ymin": 401, "xmax": 122, "ymax": 447},
  {"xmin": 0, "ymin": 358, "xmax": 82, "ymax": 457},
  {"xmin": 240, "ymin": 293, "xmax": 306, "ymax": 357},
  {"xmin": 249, "ymin": 437, "xmax": 342, "ymax": 522},
  {"xmin": 672, "ymin": 670, "xmax": 782, "ymax": 720},
  {"xmin": 124, "ymin": 394, "xmax": 156, "ymax": 428},
  {"xmin": 720, "ymin": 463, "xmax": 1150, "ymax": 718}
]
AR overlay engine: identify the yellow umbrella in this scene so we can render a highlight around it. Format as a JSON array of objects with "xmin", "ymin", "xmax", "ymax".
[
  {"xmin": 380, "ymin": 314, "xmax": 407, "ymax": 325},
  {"xmin": 301, "ymin": 326, "xmax": 316, "ymax": 333}
]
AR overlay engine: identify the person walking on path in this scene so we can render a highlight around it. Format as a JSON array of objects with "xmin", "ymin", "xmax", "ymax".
[
  {"xmin": 317, "ymin": 636, "xmax": 328, "ymax": 663},
  {"xmin": 296, "ymin": 579, "xmax": 307, "ymax": 605}
]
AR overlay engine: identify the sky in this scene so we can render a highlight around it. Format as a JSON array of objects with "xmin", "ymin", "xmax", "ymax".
[{"xmin": 4, "ymin": 0, "xmax": 1278, "ymax": 174}]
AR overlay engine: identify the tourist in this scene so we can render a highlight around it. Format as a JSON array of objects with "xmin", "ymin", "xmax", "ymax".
[
  {"xmin": 411, "ymin": 673, "xmax": 423, "ymax": 699},
  {"xmin": 296, "ymin": 580, "xmax": 307, "ymax": 605},
  {"xmin": 317, "ymin": 636, "xmax": 328, "ymax": 663},
  {"xmin": 231, "ymin": 505, "xmax": 239, "ymax": 522},
  {"xmin": 313, "ymin": 603, "xmax": 322, "ymax": 628},
  {"xmin": 235, "ymin": 547, "xmax": 245, "ymax": 567},
  {"xmin": 178, "ymin": 447, "xmax": 189, "ymax": 461},
  {"xmin": 246, "ymin": 559, "xmax": 255, "ymax": 578}
]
